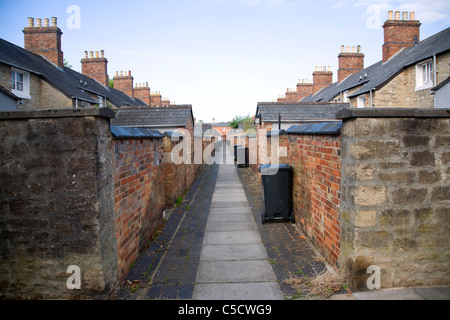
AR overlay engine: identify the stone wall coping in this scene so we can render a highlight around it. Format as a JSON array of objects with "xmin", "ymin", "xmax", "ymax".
[
  {"xmin": 0, "ymin": 107, "xmax": 116, "ymax": 120},
  {"xmin": 336, "ymin": 108, "xmax": 450, "ymax": 119}
]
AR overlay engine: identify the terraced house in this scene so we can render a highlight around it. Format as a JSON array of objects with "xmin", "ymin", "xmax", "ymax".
[
  {"xmin": 278, "ymin": 11, "xmax": 450, "ymax": 109},
  {"xmin": 0, "ymin": 17, "xmax": 173, "ymax": 112}
]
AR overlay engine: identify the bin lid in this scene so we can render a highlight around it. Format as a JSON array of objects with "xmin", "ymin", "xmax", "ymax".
[{"xmin": 258, "ymin": 164, "xmax": 291, "ymax": 174}]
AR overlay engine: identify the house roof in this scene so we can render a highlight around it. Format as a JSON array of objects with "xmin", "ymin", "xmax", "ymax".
[
  {"xmin": 300, "ymin": 27, "xmax": 450, "ymax": 102},
  {"xmin": 256, "ymin": 102, "xmax": 348, "ymax": 122},
  {"xmin": 110, "ymin": 125, "xmax": 164, "ymax": 139},
  {"xmin": 0, "ymin": 38, "xmax": 143, "ymax": 107},
  {"xmin": 111, "ymin": 105, "xmax": 194, "ymax": 128},
  {"xmin": 286, "ymin": 121, "xmax": 342, "ymax": 135}
]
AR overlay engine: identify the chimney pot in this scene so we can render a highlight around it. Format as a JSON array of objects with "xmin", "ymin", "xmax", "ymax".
[
  {"xmin": 95, "ymin": 51, "xmax": 99, "ymax": 58},
  {"xmin": 357, "ymin": 45, "xmax": 361, "ymax": 53},
  {"xmin": 115, "ymin": 71, "xmax": 118, "ymax": 76},
  {"xmin": 100, "ymin": 50, "xmax": 104, "ymax": 58},
  {"xmin": 84, "ymin": 51, "xmax": 88, "ymax": 58},
  {"xmin": 89, "ymin": 51, "xmax": 93, "ymax": 58},
  {"xmin": 341, "ymin": 45, "xmax": 345, "ymax": 52},
  {"xmin": 352, "ymin": 46, "xmax": 356, "ymax": 53},
  {"xmin": 388, "ymin": 10, "xmax": 393, "ymax": 20},
  {"xmin": 51, "ymin": 17, "xmax": 57, "ymax": 27},
  {"xmin": 410, "ymin": 11, "xmax": 415, "ymax": 20},
  {"xmin": 36, "ymin": 18, "xmax": 42, "ymax": 27},
  {"xmin": 346, "ymin": 46, "xmax": 350, "ymax": 53},
  {"xmin": 120, "ymin": 71, "xmax": 123, "ymax": 76},
  {"xmin": 28, "ymin": 17, "xmax": 34, "ymax": 27},
  {"xmin": 43, "ymin": 18, "xmax": 49, "ymax": 27},
  {"xmin": 402, "ymin": 11, "xmax": 408, "ymax": 20},
  {"xmin": 395, "ymin": 11, "xmax": 400, "ymax": 20},
  {"xmin": 128, "ymin": 70, "xmax": 131, "ymax": 76}
]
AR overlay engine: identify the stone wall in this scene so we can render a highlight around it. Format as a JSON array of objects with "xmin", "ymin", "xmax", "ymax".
[
  {"xmin": 337, "ymin": 108, "xmax": 450, "ymax": 290},
  {"xmin": 0, "ymin": 108, "xmax": 118, "ymax": 299},
  {"xmin": 112, "ymin": 134, "xmax": 165, "ymax": 281}
]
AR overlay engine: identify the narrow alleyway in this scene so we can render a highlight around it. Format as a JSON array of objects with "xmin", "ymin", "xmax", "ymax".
[
  {"xmin": 116, "ymin": 141, "xmax": 327, "ymax": 300},
  {"xmin": 191, "ymin": 143, "xmax": 284, "ymax": 299}
]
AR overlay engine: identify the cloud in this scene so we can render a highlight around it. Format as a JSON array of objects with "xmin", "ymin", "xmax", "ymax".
[
  {"xmin": 330, "ymin": 0, "xmax": 450, "ymax": 23},
  {"xmin": 243, "ymin": 0, "xmax": 291, "ymax": 10}
]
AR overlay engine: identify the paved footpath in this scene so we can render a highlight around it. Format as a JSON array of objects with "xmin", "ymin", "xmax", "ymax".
[{"xmin": 192, "ymin": 160, "xmax": 284, "ymax": 300}]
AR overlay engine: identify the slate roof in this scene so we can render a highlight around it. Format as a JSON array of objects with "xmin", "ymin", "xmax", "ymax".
[
  {"xmin": 0, "ymin": 38, "xmax": 143, "ymax": 107},
  {"xmin": 300, "ymin": 27, "xmax": 450, "ymax": 102},
  {"xmin": 110, "ymin": 125, "xmax": 164, "ymax": 139},
  {"xmin": 256, "ymin": 102, "xmax": 348, "ymax": 122},
  {"xmin": 111, "ymin": 105, "xmax": 194, "ymax": 128},
  {"xmin": 286, "ymin": 121, "xmax": 342, "ymax": 135}
]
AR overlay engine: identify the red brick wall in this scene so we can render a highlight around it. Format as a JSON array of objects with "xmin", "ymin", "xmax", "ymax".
[
  {"xmin": 23, "ymin": 26, "xmax": 63, "ymax": 68},
  {"xmin": 288, "ymin": 133, "xmax": 341, "ymax": 266},
  {"xmin": 312, "ymin": 70, "xmax": 333, "ymax": 94},
  {"xmin": 113, "ymin": 73, "xmax": 134, "ymax": 98},
  {"xmin": 382, "ymin": 20, "xmax": 420, "ymax": 62},
  {"xmin": 113, "ymin": 137, "xmax": 164, "ymax": 280},
  {"xmin": 296, "ymin": 83, "xmax": 313, "ymax": 101},
  {"xmin": 338, "ymin": 53, "xmax": 364, "ymax": 83},
  {"xmin": 134, "ymin": 86, "xmax": 150, "ymax": 105},
  {"xmin": 81, "ymin": 55, "xmax": 109, "ymax": 87}
]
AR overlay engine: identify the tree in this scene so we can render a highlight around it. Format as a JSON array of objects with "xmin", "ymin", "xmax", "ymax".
[
  {"xmin": 109, "ymin": 79, "xmax": 114, "ymax": 88},
  {"xmin": 230, "ymin": 114, "xmax": 254, "ymax": 131},
  {"xmin": 63, "ymin": 58, "xmax": 72, "ymax": 69}
]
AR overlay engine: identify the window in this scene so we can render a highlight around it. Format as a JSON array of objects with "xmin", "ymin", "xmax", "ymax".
[
  {"xmin": 11, "ymin": 68, "xmax": 31, "ymax": 99},
  {"xmin": 416, "ymin": 60, "xmax": 433, "ymax": 90},
  {"xmin": 343, "ymin": 90, "xmax": 349, "ymax": 103},
  {"xmin": 357, "ymin": 95, "xmax": 366, "ymax": 108},
  {"xmin": 97, "ymin": 95, "xmax": 105, "ymax": 107}
]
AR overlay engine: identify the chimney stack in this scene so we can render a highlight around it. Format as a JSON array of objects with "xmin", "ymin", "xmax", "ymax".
[
  {"xmin": 312, "ymin": 66, "xmax": 333, "ymax": 94},
  {"xmin": 338, "ymin": 45, "xmax": 364, "ymax": 83},
  {"xmin": 23, "ymin": 17, "xmax": 64, "ymax": 68},
  {"xmin": 150, "ymin": 91, "xmax": 162, "ymax": 106},
  {"xmin": 382, "ymin": 10, "xmax": 421, "ymax": 62},
  {"xmin": 81, "ymin": 50, "xmax": 109, "ymax": 87},
  {"xmin": 296, "ymin": 79, "xmax": 313, "ymax": 101},
  {"xmin": 134, "ymin": 81, "xmax": 151, "ymax": 105},
  {"xmin": 113, "ymin": 70, "xmax": 134, "ymax": 98}
]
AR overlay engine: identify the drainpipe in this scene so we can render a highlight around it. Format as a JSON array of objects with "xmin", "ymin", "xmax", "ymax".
[{"xmin": 433, "ymin": 55, "xmax": 437, "ymax": 108}]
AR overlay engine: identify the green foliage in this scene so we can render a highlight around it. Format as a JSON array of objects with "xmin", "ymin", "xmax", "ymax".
[
  {"xmin": 229, "ymin": 114, "xmax": 254, "ymax": 131},
  {"xmin": 63, "ymin": 58, "xmax": 72, "ymax": 69}
]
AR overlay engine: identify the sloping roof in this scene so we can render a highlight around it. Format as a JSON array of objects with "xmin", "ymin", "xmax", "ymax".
[
  {"xmin": 349, "ymin": 27, "xmax": 450, "ymax": 98},
  {"xmin": 256, "ymin": 102, "xmax": 348, "ymax": 122},
  {"xmin": 300, "ymin": 27, "xmax": 450, "ymax": 102},
  {"xmin": 286, "ymin": 121, "xmax": 342, "ymax": 135},
  {"xmin": 111, "ymin": 105, "xmax": 194, "ymax": 128},
  {"xmin": 0, "ymin": 38, "xmax": 143, "ymax": 107},
  {"xmin": 110, "ymin": 125, "xmax": 164, "ymax": 139}
]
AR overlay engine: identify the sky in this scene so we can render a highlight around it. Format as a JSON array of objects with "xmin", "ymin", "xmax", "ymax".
[{"xmin": 0, "ymin": 0, "xmax": 449, "ymax": 122}]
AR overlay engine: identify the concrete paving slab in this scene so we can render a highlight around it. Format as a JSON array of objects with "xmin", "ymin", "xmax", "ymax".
[
  {"xmin": 414, "ymin": 286, "xmax": 450, "ymax": 300},
  {"xmin": 196, "ymin": 260, "xmax": 277, "ymax": 283},
  {"xmin": 207, "ymin": 213, "xmax": 254, "ymax": 222},
  {"xmin": 192, "ymin": 282, "xmax": 284, "ymax": 300},
  {"xmin": 209, "ymin": 207, "xmax": 252, "ymax": 214},
  {"xmin": 353, "ymin": 288, "xmax": 423, "ymax": 300},
  {"xmin": 205, "ymin": 220, "xmax": 257, "ymax": 232},
  {"xmin": 211, "ymin": 196, "xmax": 248, "ymax": 202},
  {"xmin": 200, "ymin": 243, "xmax": 268, "ymax": 261},
  {"xmin": 203, "ymin": 230, "xmax": 262, "ymax": 245},
  {"xmin": 210, "ymin": 201, "xmax": 249, "ymax": 208}
]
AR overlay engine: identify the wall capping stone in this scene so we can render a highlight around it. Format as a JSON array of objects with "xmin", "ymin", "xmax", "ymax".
[
  {"xmin": 336, "ymin": 108, "xmax": 450, "ymax": 119},
  {"xmin": 0, "ymin": 107, "xmax": 116, "ymax": 120}
]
